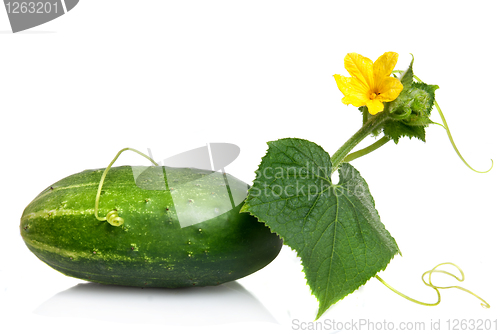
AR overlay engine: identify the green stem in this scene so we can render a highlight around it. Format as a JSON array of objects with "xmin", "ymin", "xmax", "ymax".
[
  {"xmin": 330, "ymin": 112, "xmax": 388, "ymax": 170},
  {"xmin": 344, "ymin": 136, "xmax": 391, "ymax": 163}
]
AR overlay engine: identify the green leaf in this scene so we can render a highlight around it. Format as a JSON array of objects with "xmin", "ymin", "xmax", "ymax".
[
  {"xmin": 410, "ymin": 82, "xmax": 439, "ymax": 116},
  {"xmin": 383, "ymin": 81, "xmax": 439, "ymax": 143},
  {"xmin": 400, "ymin": 54, "xmax": 414, "ymax": 89},
  {"xmin": 405, "ymin": 115, "xmax": 436, "ymax": 127},
  {"xmin": 241, "ymin": 138, "xmax": 400, "ymax": 319},
  {"xmin": 383, "ymin": 120, "xmax": 426, "ymax": 143},
  {"xmin": 388, "ymin": 82, "xmax": 438, "ymax": 117}
]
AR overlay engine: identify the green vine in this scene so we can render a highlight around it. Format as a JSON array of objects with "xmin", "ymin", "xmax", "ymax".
[{"xmin": 243, "ymin": 52, "xmax": 492, "ymax": 319}]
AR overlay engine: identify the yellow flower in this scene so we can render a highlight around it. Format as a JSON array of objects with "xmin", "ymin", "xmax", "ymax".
[{"xmin": 334, "ymin": 52, "xmax": 404, "ymax": 115}]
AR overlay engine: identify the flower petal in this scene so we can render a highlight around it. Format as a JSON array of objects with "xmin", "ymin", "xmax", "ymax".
[
  {"xmin": 344, "ymin": 53, "xmax": 374, "ymax": 90},
  {"xmin": 333, "ymin": 74, "xmax": 351, "ymax": 96},
  {"xmin": 365, "ymin": 99, "xmax": 385, "ymax": 115},
  {"xmin": 334, "ymin": 74, "xmax": 369, "ymax": 107},
  {"xmin": 373, "ymin": 52, "xmax": 399, "ymax": 85},
  {"xmin": 342, "ymin": 95, "xmax": 368, "ymax": 108},
  {"xmin": 377, "ymin": 76, "xmax": 404, "ymax": 102},
  {"xmin": 334, "ymin": 74, "xmax": 368, "ymax": 97}
]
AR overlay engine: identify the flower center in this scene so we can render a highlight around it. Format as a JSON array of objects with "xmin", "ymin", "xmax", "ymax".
[{"xmin": 370, "ymin": 92, "xmax": 381, "ymax": 100}]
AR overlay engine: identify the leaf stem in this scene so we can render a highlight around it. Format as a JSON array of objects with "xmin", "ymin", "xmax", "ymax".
[
  {"xmin": 330, "ymin": 112, "xmax": 388, "ymax": 170},
  {"xmin": 343, "ymin": 136, "xmax": 391, "ymax": 164}
]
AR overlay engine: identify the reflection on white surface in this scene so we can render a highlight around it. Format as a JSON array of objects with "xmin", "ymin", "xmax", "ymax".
[{"xmin": 34, "ymin": 281, "xmax": 278, "ymax": 326}]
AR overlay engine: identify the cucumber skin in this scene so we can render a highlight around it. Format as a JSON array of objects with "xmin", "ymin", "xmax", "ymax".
[{"xmin": 20, "ymin": 166, "xmax": 282, "ymax": 287}]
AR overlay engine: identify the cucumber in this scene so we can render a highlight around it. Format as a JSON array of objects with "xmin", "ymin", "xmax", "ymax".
[{"xmin": 20, "ymin": 166, "xmax": 282, "ymax": 287}]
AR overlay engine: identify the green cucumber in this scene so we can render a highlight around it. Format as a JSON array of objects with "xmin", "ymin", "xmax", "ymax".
[{"xmin": 20, "ymin": 166, "xmax": 282, "ymax": 287}]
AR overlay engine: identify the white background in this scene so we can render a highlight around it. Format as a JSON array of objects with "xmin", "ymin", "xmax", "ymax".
[{"xmin": 1, "ymin": 1, "xmax": 499, "ymax": 333}]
